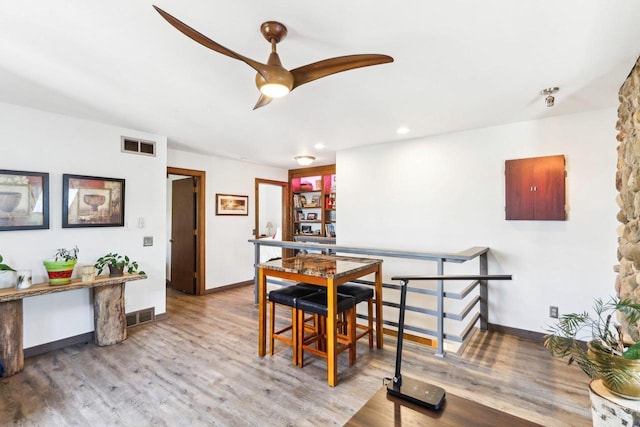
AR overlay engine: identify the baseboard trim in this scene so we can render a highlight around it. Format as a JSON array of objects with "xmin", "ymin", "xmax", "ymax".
[
  {"xmin": 205, "ymin": 280, "xmax": 253, "ymax": 294},
  {"xmin": 488, "ymin": 323, "xmax": 546, "ymax": 343},
  {"xmin": 24, "ymin": 312, "xmax": 167, "ymax": 358},
  {"xmin": 24, "ymin": 332, "xmax": 94, "ymax": 358}
]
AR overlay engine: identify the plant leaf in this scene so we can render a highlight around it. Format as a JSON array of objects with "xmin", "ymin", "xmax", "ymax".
[{"xmin": 623, "ymin": 342, "xmax": 640, "ymax": 360}]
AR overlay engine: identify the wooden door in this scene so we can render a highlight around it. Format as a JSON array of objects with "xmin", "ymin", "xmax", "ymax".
[
  {"xmin": 505, "ymin": 158, "xmax": 534, "ymax": 220},
  {"xmin": 533, "ymin": 155, "xmax": 566, "ymax": 220},
  {"xmin": 171, "ymin": 178, "xmax": 196, "ymax": 294},
  {"xmin": 505, "ymin": 155, "xmax": 566, "ymax": 220}
]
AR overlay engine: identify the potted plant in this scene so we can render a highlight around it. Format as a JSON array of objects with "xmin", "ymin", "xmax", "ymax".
[
  {"xmin": 43, "ymin": 246, "xmax": 78, "ymax": 285},
  {"xmin": 94, "ymin": 253, "xmax": 144, "ymax": 277},
  {"xmin": 545, "ymin": 296, "xmax": 640, "ymax": 399},
  {"xmin": 0, "ymin": 254, "xmax": 15, "ymax": 273}
]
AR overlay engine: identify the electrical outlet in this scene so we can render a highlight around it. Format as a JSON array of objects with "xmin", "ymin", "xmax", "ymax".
[{"xmin": 549, "ymin": 306, "xmax": 559, "ymax": 318}]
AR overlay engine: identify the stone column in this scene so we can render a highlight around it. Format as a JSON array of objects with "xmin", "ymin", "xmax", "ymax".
[{"xmin": 616, "ymin": 56, "xmax": 640, "ymax": 340}]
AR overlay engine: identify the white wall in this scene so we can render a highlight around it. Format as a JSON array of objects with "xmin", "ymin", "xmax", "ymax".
[
  {"xmin": 0, "ymin": 102, "xmax": 167, "ymax": 348},
  {"xmin": 258, "ymin": 184, "xmax": 282, "ymax": 236},
  {"xmin": 338, "ymin": 108, "xmax": 619, "ymax": 333},
  {"xmin": 167, "ymin": 149, "xmax": 287, "ymax": 289}
]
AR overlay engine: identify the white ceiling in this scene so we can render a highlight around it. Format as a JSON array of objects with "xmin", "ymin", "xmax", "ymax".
[{"xmin": 1, "ymin": 1, "xmax": 639, "ymax": 169}]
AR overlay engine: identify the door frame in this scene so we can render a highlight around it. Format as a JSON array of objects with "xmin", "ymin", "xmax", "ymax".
[
  {"xmin": 254, "ymin": 178, "xmax": 289, "ymax": 240},
  {"xmin": 167, "ymin": 166, "xmax": 206, "ymax": 296}
]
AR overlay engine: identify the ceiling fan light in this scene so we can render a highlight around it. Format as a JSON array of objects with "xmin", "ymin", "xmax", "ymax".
[
  {"xmin": 260, "ymin": 83, "xmax": 290, "ymax": 98},
  {"xmin": 295, "ymin": 155, "xmax": 315, "ymax": 166}
]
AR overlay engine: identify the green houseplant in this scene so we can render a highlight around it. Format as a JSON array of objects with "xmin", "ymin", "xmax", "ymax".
[
  {"xmin": 94, "ymin": 253, "xmax": 144, "ymax": 277},
  {"xmin": 43, "ymin": 246, "xmax": 78, "ymax": 285},
  {"xmin": 0, "ymin": 254, "xmax": 16, "ymax": 272},
  {"xmin": 545, "ymin": 297, "xmax": 640, "ymax": 398}
]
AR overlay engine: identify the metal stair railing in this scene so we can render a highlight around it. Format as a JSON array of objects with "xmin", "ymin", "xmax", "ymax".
[{"xmin": 250, "ymin": 239, "xmax": 507, "ymax": 356}]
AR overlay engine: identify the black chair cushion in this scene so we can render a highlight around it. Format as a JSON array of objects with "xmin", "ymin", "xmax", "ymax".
[
  {"xmin": 297, "ymin": 291, "xmax": 355, "ymax": 316},
  {"xmin": 269, "ymin": 285, "xmax": 320, "ymax": 307},
  {"xmin": 337, "ymin": 284, "xmax": 374, "ymax": 304}
]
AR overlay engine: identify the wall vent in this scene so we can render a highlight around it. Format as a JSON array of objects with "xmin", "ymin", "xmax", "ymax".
[
  {"xmin": 121, "ymin": 136, "xmax": 156, "ymax": 157},
  {"xmin": 126, "ymin": 307, "xmax": 155, "ymax": 328}
]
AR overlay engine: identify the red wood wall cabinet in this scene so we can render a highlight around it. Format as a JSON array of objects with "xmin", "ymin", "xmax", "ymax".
[{"xmin": 505, "ymin": 155, "xmax": 566, "ymax": 220}]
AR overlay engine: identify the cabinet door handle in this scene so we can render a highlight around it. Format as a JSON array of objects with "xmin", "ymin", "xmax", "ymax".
[
  {"xmin": 530, "ymin": 186, "xmax": 533, "ymax": 191},
  {"xmin": 533, "ymin": 186, "xmax": 537, "ymax": 192}
]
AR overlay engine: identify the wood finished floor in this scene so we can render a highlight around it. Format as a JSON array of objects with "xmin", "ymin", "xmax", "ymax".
[{"xmin": 0, "ymin": 286, "xmax": 591, "ymax": 426}]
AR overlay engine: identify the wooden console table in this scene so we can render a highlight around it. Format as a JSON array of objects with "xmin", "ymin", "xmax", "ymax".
[{"xmin": 0, "ymin": 273, "xmax": 147, "ymax": 378}]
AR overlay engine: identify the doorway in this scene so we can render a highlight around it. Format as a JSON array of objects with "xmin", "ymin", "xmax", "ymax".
[
  {"xmin": 255, "ymin": 178, "xmax": 288, "ymax": 241},
  {"xmin": 167, "ymin": 167, "xmax": 206, "ymax": 295}
]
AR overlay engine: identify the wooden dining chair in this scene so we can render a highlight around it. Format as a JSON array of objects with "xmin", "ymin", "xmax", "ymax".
[
  {"xmin": 268, "ymin": 284, "xmax": 321, "ymax": 365},
  {"xmin": 335, "ymin": 284, "xmax": 374, "ymax": 350},
  {"xmin": 296, "ymin": 291, "xmax": 357, "ymax": 367}
]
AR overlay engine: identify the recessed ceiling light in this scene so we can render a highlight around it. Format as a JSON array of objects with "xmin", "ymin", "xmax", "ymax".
[
  {"xmin": 314, "ymin": 143, "xmax": 325, "ymax": 150},
  {"xmin": 396, "ymin": 126, "xmax": 410, "ymax": 135}
]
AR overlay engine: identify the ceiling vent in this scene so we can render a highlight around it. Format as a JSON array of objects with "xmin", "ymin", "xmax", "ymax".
[{"xmin": 121, "ymin": 136, "xmax": 156, "ymax": 157}]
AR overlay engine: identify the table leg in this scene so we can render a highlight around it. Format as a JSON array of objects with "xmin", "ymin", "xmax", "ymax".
[
  {"xmin": 327, "ymin": 277, "xmax": 337, "ymax": 387},
  {"xmin": 375, "ymin": 265, "xmax": 384, "ymax": 349},
  {"xmin": 258, "ymin": 267, "xmax": 267, "ymax": 356},
  {"xmin": 93, "ymin": 282, "xmax": 127, "ymax": 346},
  {"xmin": 0, "ymin": 300, "xmax": 24, "ymax": 377}
]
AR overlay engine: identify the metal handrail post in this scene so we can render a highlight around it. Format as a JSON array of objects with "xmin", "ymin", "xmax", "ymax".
[
  {"xmin": 435, "ymin": 258, "xmax": 445, "ymax": 357},
  {"xmin": 254, "ymin": 244, "xmax": 260, "ymax": 305},
  {"xmin": 479, "ymin": 251, "xmax": 488, "ymax": 330}
]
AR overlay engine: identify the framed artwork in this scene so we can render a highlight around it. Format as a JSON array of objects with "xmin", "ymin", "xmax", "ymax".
[
  {"xmin": 0, "ymin": 169, "xmax": 49, "ymax": 231},
  {"xmin": 306, "ymin": 212, "xmax": 317, "ymax": 220},
  {"xmin": 216, "ymin": 194, "xmax": 248, "ymax": 216},
  {"xmin": 325, "ymin": 223, "xmax": 336, "ymax": 237},
  {"xmin": 62, "ymin": 174, "xmax": 125, "ymax": 228}
]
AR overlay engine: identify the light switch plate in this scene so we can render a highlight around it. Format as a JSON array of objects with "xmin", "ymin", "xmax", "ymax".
[{"xmin": 143, "ymin": 236, "xmax": 153, "ymax": 247}]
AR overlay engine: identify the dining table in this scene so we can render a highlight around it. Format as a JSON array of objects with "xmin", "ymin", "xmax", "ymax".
[{"xmin": 257, "ymin": 253, "xmax": 383, "ymax": 386}]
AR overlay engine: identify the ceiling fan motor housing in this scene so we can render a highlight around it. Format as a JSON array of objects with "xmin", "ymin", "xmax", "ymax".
[{"xmin": 255, "ymin": 52, "xmax": 294, "ymax": 97}]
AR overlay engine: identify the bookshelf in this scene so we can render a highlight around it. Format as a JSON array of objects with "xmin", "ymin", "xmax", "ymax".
[{"xmin": 288, "ymin": 164, "xmax": 336, "ymax": 243}]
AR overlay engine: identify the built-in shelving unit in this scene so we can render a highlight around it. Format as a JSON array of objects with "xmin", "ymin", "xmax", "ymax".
[{"xmin": 288, "ymin": 164, "xmax": 336, "ymax": 244}]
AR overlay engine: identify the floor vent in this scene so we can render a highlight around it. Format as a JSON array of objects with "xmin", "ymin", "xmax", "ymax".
[
  {"xmin": 126, "ymin": 307, "xmax": 155, "ymax": 328},
  {"xmin": 121, "ymin": 136, "xmax": 156, "ymax": 157}
]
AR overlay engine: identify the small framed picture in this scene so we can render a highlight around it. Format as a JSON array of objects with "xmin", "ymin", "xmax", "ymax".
[
  {"xmin": 216, "ymin": 194, "xmax": 249, "ymax": 216},
  {"xmin": 301, "ymin": 225, "xmax": 312, "ymax": 234},
  {"xmin": 297, "ymin": 212, "xmax": 305, "ymax": 221},
  {"xmin": 63, "ymin": 174, "xmax": 124, "ymax": 228},
  {"xmin": 325, "ymin": 223, "xmax": 336, "ymax": 237},
  {"xmin": 306, "ymin": 212, "xmax": 317, "ymax": 220},
  {"xmin": 0, "ymin": 169, "xmax": 49, "ymax": 231}
]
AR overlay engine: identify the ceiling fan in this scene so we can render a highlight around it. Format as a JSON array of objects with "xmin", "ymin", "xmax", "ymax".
[{"xmin": 153, "ymin": 6, "xmax": 394, "ymax": 109}]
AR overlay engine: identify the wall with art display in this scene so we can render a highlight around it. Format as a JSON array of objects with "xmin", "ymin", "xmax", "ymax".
[{"xmin": 0, "ymin": 102, "xmax": 167, "ymax": 349}]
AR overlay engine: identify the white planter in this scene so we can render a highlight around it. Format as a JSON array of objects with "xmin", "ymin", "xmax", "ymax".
[{"xmin": 590, "ymin": 379, "xmax": 640, "ymax": 426}]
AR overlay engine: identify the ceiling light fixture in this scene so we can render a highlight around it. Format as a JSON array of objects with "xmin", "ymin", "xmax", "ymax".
[
  {"xmin": 540, "ymin": 87, "xmax": 559, "ymax": 107},
  {"xmin": 314, "ymin": 143, "xmax": 325, "ymax": 150},
  {"xmin": 295, "ymin": 155, "xmax": 315, "ymax": 166},
  {"xmin": 258, "ymin": 82, "xmax": 291, "ymax": 98},
  {"xmin": 397, "ymin": 126, "xmax": 410, "ymax": 135}
]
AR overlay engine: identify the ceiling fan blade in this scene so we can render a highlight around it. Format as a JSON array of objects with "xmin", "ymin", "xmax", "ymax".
[
  {"xmin": 290, "ymin": 54, "xmax": 393, "ymax": 89},
  {"xmin": 253, "ymin": 94, "xmax": 273, "ymax": 110},
  {"xmin": 153, "ymin": 6, "xmax": 268, "ymax": 77}
]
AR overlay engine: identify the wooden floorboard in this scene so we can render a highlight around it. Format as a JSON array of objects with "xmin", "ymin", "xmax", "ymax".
[{"xmin": 0, "ymin": 285, "xmax": 591, "ymax": 426}]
